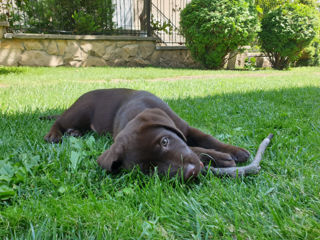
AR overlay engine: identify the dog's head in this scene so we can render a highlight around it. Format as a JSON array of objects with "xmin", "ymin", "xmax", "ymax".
[{"xmin": 97, "ymin": 108, "xmax": 203, "ymax": 181}]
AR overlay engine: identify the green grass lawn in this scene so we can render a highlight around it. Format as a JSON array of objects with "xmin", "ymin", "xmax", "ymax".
[{"xmin": 0, "ymin": 66, "xmax": 320, "ymax": 239}]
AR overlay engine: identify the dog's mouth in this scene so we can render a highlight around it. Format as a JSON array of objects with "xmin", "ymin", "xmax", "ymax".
[{"xmin": 156, "ymin": 159, "xmax": 204, "ymax": 181}]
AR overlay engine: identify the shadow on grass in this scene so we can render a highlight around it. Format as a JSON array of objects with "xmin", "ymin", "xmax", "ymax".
[
  {"xmin": 1, "ymin": 86, "xmax": 319, "ymax": 151},
  {"xmin": 1, "ymin": 86, "xmax": 320, "ymax": 239}
]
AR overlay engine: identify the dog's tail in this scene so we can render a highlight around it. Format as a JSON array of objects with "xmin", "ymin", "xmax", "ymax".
[{"xmin": 39, "ymin": 115, "xmax": 60, "ymax": 120}]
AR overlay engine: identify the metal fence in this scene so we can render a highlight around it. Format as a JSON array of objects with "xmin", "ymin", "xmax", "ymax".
[
  {"xmin": 151, "ymin": 0, "xmax": 190, "ymax": 45},
  {"xmin": 0, "ymin": 0, "xmax": 190, "ymax": 45}
]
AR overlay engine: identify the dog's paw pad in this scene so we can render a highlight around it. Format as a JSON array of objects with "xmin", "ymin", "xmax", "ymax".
[
  {"xmin": 214, "ymin": 153, "xmax": 236, "ymax": 168},
  {"xmin": 232, "ymin": 148, "xmax": 250, "ymax": 163},
  {"xmin": 66, "ymin": 128, "xmax": 82, "ymax": 137},
  {"xmin": 44, "ymin": 131, "xmax": 62, "ymax": 143}
]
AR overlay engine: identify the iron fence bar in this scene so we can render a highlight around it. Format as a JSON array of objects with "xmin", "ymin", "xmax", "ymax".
[
  {"xmin": 151, "ymin": 0, "xmax": 188, "ymax": 45},
  {"xmin": 1, "ymin": 0, "xmax": 188, "ymax": 45},
  {"xmin": 145, "ymin": 0, "xmax": 151, "ymax": 36}
]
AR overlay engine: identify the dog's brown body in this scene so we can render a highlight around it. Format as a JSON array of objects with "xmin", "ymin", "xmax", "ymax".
[{"xmin": 45, "ymin": 88, "xmax": 250, "ymax": 180}]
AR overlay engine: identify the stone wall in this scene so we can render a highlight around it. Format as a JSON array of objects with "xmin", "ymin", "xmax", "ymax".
[
  {"xmin": 227, "ymin": 49, "xmax": 271, "ymax": 69},
  {"xmin": 0, "ymin": 22, "xmax": 269, "ymax": 69},
  {"xmin": 0, "ymin": 22, "xmax": 199, "ymax": 68},
  {"xmin": 0, "ymin": 34, "xmax": 200, "ymax": 68}
]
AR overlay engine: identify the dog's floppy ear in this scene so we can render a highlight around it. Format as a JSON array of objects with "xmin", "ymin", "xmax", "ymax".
[
  {"xmin": 138, "ymin": 108, "xmax": 187, "ymax": 142},
  {"xmin": 157, "ymin": 124, "xmax": 186, "ymax": 142},
  {"xmin": 97, "ymin": 141, "xmax": 124, "ymax": 173}
]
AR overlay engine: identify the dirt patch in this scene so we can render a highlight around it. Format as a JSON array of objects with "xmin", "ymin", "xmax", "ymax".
[
  {"xmin": 109, "ymin": 72, "xmax": 290, "ymax": 83},
  {"xmin": 71, "ymin": 80, "xmax": 107, "ymax": 84},
  {"xmin": 109, "ymin": 79, "xmax": 130, "ymax": 83},
  {"xmin": 0, "ymin": 83, "xmax": 9, "ymax": 88},
  {"xmin": 150, "ymin": 72, "xmax": 290, "ymax": 82},
  {"xmin": 48, "ymin": 72, "xmax": 293, "ymax": 85}
]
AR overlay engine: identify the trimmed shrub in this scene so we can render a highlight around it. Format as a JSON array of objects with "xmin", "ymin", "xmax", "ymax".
[
  {"xmin": 180, "ymin": 0, "xmax": 258, "ymax": 69},
  {"xmin": 258, "ymin": 3, "xmax": 319, "ymax": 70},
  {"xmin": 295, "ymin": 39, "xmax": 320, "ymax": 66}
]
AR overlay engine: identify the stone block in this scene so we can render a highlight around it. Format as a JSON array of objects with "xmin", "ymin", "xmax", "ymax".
[
  {"xmin": 1, "ymin": 39, "xmax": 24, "ymax": 49},
  {"xmin": 56, "ymin": 40, "xmax": 67, "ymax": 55},
  {"xmin": 104, "ymin": 47, "xmax": 128, "ymax": 61},
  {"xmin": 80, "ymin": 42, "xmax": 93, "ymax": 53},
  {"xmin": 112, "ymin": 58, "xmax": 127, "ymax": 66},
  {"xmin": 116, "ymin": 41, "xmax": 132, "ymax": 48},
  {"xmin": 47, "ymin": 41, "xmax": 59, "ymax": 55},
  {"xmin": 64, "ymin": 41, "xmax": 88, "ymax": 61},
  {"xmin": 157, "ymin": 49, "xmax": 199, "ymax": 68},
  {"xmin": 131, "ymin": 57, "xmax": 151, "ymax": 66},
  {"xmin": 83, "ymin": 56, "xmax": 107, "ymax": 67},
  {"xmin": 139, "ymin": 41, "xmax": 155, "ymax": 59},
  {"xmin": 24, "ymin": 40, "xmax": 44, "ymax": 50},
  {"xmin": 236, "ymin": 53, "xmax": 247, "ymax": 68},
  {"xmin": 123, "ymin": 44, "xmax": 139, "ymax": 57},
  {"xmin": 103, "ymin": 44, "xmax": 117, "ymax": 61},
  {"xmin": 80, "ymin": 41, "xmax": 108, "ymax": 57},
  {"xmin": 41, "ymin": 40, "xmax": 50, "ymax": 49},
  {"xmin": 159, "ymin": 50, "xmax": 182, "ymax": 67},
  {"xmin": 19, "ymin": 50, "xmax": 63, "ymax": 66},
  {"xmin": 149, "ymin": 51, "xmax": 160, "ymax": 66},
  {"xmin": 256, "ymin": 56, "xmax": 271, "ymax": 68},
  {"xmin": 0, "ymin": 27, "xmax": 5, "ymax": 39},
  {"xmin": 0, "ymin": 48, "xmax": 22, "ymax": 66},
  {"xmin": 68, "ymin": 60, "xmax": 82, "ymax": 67}
]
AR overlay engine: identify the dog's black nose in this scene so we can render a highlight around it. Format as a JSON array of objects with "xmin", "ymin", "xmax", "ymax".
[{"xmin": 184, "ymin": 164, "xmax": 199, "ymax": 181}]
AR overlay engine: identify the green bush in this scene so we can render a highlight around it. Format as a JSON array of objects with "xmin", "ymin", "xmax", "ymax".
[
  {"xmin": 180, "ymin": 0, "xmax": 258, "ymax": 69},
  {"xmin": 244, "ymin": 57, "xmax": 257, "ymax": 70},
  {"xmin": 295, "ymin": 36, "xmax": 320, "ymax": 66},
  {"xmin": 258, "ymin": 3, "xmax": 319, "ymax": 70},
  {"xmin": 11, "ymin": 0, "xmax": 114, "ymax": 34}
]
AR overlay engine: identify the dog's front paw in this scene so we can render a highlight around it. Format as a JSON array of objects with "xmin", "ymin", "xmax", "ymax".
[
  {"xmin": 44, "ymin": 131, "xmax": 62, "ymax": 143},
  {"xmin": 66, "ymin": 128, "xmax": 82, "ymax": 137},
  {"xmin": 200, "ymin": 151, "xmax": 236, "ymax": 168},
  {"xmin": 231, "ymin": 148, "xmax": 250, "ymax": 163},
  {"xmin": 214, "ymin": 153, "xmax": 237, "ymax": 168}
]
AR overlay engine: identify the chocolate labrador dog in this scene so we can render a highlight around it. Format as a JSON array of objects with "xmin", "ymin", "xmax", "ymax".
[{"xmin": 44, "ymin": 88, "xmax": 250, "ymax": 181}]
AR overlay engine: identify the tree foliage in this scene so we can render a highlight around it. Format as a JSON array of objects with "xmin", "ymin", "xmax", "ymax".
[
  {"xmin": 295, "ymin": 38, "xmax": 320, "ymax": 66},
  {"xmin": 255, "ymin": 0, "xmax": 289, "ymax": 17},
  {"xmin": 11, "ymin": 0, "xmax": 114, "ymax": 34},
  {"xmin": 180, "ymin": 0, "xmax": 258, "ymax": 69},
  {"xmin": 255, "ymin": 0, "xmax": 319, "ymax": 17},
  {"xmin": 259, "ymin": 3, "xmax": 319, "ymax": 69}
]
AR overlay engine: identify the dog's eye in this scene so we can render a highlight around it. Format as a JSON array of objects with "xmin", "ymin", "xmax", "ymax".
[{"xmin": 160, "ymin": 137, "xmax": 169, "ymax": 147}]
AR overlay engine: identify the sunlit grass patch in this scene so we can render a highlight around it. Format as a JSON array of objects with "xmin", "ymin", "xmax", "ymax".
[{"xmin": 0, "ymin": 66, "xmax": 319, "ymax": 239}]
